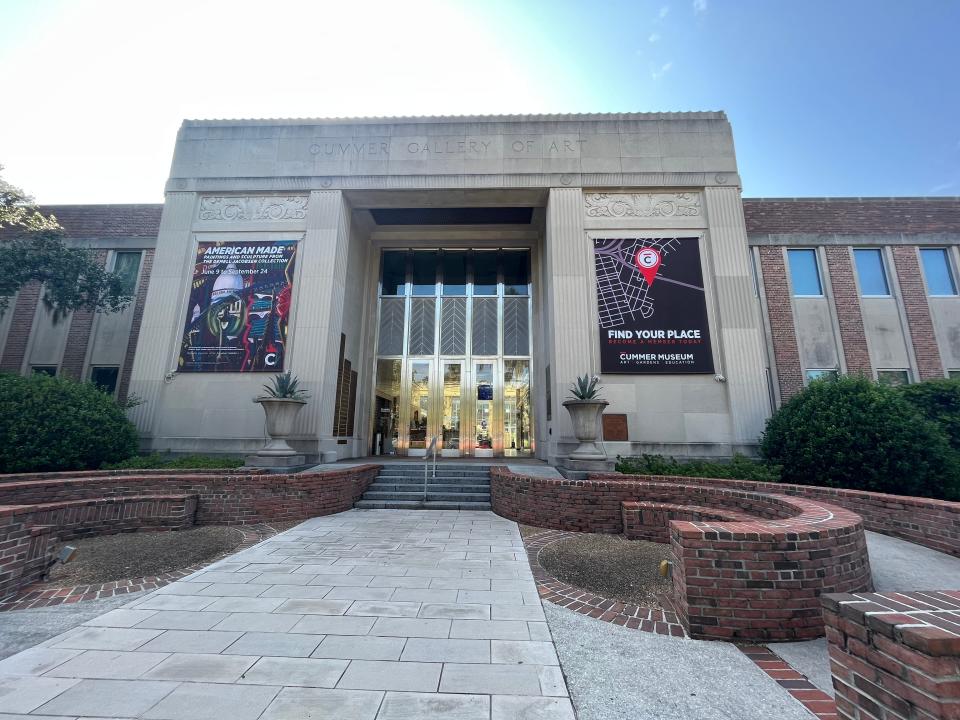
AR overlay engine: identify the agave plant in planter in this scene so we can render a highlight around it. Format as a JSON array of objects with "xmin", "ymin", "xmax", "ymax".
[
  {"xmin": 562, "ymin": 373, "xmax": 608, "ymax": 460},
  {"xmin": 254, "ymin": 372, "xmax": 309, "ymax": 456}
]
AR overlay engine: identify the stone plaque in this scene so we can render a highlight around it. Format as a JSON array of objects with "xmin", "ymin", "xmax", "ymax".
[{"xmin": 602, "ymin": 414, "xmax": 629, "ymax": 441}]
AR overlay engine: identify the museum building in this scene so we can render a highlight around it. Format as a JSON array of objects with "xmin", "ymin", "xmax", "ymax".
[{"xmin": 1, "ymin": 112, "xmax": 958, "ymax": 465}]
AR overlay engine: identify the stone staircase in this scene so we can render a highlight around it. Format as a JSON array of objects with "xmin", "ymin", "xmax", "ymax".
[{"xmin": 355, "ymin": 464, "xmax": 492, "ymax": 510}]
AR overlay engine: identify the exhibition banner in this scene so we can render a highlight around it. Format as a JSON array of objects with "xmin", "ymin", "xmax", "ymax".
[
  {"xmin": 593, "ymin": 237, "xmax": 714, "ymax": 373},
  {"xmin": 178, "ymin": 240, "xmax": 297, "ymax": 373}
]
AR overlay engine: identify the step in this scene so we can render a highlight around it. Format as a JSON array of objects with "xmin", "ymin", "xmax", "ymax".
[
  {"xmin": 375, "ymin": 470, "xmax": 493, "ymax": 479},
  {"xmin": 368, "ymin": 483, "xmax": 491, "ymax": 494},
  {"xmin": 371, "ymin": 477, "xmax": 491, "ymax": 486},
  {"xmin": 355, "ymin": 500, "xmax": 493, "ymax": 511},
  {"xmin": 361, "ymin": 491, "xmax": 491, "ymax": 502}
]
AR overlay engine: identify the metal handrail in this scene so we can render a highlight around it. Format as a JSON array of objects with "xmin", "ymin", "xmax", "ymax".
[{"xmin": 424, "ymin": 435, "xmax": 438, "ymax": 502}]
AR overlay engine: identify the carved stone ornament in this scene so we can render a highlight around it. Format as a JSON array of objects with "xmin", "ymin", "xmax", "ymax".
[
  {"xmin": 584, "ymin": 192, "xmax": 701, "ymax": 218},
  {"xmin": 198, "ymin": 196, "xmax": 309, "ymax": 222}
]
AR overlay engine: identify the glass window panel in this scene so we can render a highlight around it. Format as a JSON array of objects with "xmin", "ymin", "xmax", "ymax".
[
  {"xmin": 113, "ymin": 251, "xmax": 141, "ymax": 294},
  {"xmin": 503, "ymin": 297, "xmax": 529, "ymax": 356},
  {"xmin": 475, "ymin": 362, "xmax": 494, "ymax": 453},
  {"xmin": 440, "ymin": 297, "xmax": 467, "ymax": 355},
  {"xmin": 805, "ymin": 369, "xmax": 838, "ymax": 383},
  {"xmin": 408, "ymin": 361, "xmax": 431, "ymax": 449},
  {"xmin": 31, "ymin": 365, "xmax": 57, "ymax": 376},
  {"xmin": 503, "ymin": 360, "xmax": 531, "ymax": 456},
  {"xmin": 472, "ymin": 297, "xmax": 498, "ymax": 355},
  {"xmin": 411, "ymin": 251, "xmax": 438, "ymax": 296},
  {"xmin": 375, "ymin": 359, "xmax": 401, "ymax": 455},
  {"xmin": 877, "ymin": 370, "xmax": 910, "ymax": 386},
  {"xmin": 90, "ymin": 366, "xmax": 119, "ymax": 394},
  {"xmin": 442, "ymin": 362, "xmax": 462, "ymax": 451},
  {"xmin": 787, "ymin": 249, "xmax": 823, "ymax": 296},
  {"xmin": 408, "ymin": 298, "xmax": 436, "ymax": 356},
  {"xmin": 441, "ymin": 251, "xmax": 467, "ymax": 296},
  {"xmin": 380, "ymin": 251, "xmax": 407, "ymax": 296},
  {"xmin": 920, "ymin": 249, "xmax": 958, "ymax": 295},
  {"xmin": 503, "ymin": 250, "xmax": 530, "ymax": 296},
  {"xmin": 854, "ymin": 249, "xmax": 889, "ymax": 296},
  {"xmin": 948, "ymin": 370, "xmax": 960, "ymax": 379},
  {"xmin": 377, "ymin": 298, "xmax": 406, "ymax": 355},
  {"xmin": 473, "ymin": 251, "xmax": 498, "ymax": 295}
]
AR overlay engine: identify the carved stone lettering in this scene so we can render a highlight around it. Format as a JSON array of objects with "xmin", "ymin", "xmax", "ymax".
[
  {"xmin": 198, "ymin": 196, "xmax": 309, "ymax": 222},
  {"xmin": 584, "ymin": 192, "xmax": 702, "ymax": 218}
]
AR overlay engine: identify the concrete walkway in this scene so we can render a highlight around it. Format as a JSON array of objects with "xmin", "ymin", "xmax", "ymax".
[{"xmin": 0, "ymin": 510, "xmax": 573, "ymax": 719}]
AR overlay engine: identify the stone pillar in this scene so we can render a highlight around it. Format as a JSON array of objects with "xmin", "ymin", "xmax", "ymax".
[
  {"xmin": 285, "ymin": 190, "xmax": 352, "ymax": 458},
  {"xmin": 126, "ymin": 192, "xmax": 197, "ymax": 436},
  {"xmin": 703, "ymin": 187, "xmax": 772, "ymax": 444},
  {"xmin": 543, "ymin": 187, "xmax": 597, "ymax": 463}
]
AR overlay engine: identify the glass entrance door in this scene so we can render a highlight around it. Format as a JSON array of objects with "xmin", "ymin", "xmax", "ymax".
[
  {"xmin": 440, "ymin": 360, "xmax": 465, "ymax": 457},
  {"xmin": 407, "ymin": 360, "xmax": 432, "ymax": 456}
]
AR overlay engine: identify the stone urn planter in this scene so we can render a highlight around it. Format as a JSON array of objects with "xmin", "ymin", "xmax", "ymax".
[
  {"xmin": 253, "ymin": 396, "xmax": 306, "ymax": 456},
  {"xmin": 562, "ymin": 398, "xmax": 609, "ymax": 460}
]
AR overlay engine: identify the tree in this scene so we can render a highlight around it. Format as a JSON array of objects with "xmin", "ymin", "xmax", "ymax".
[{"xmin": 0, "ymin": 165, "xmax": 133, "ymax": 317}]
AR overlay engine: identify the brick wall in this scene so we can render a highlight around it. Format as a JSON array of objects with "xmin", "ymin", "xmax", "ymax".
[
  {"xmin": 824, "ymin": 246, "xmax": 873, "ymax": 376},
  {"xmin": 823, "ymin": 591, "xmax": 960, "ymax": 719},
  {"xmin": 893, "ymin": 246, "xmax": 945, "ymax": 380},
  {"xmin": 118, "ymin": 248, "xmax": 154, "ymax": 403},
  {"xmin": 60, "ymin": 250, "xmax": 108, "ymax": 380},
  {"xmin": 0, "ymin": 281, "xmax": 41, "ymax": 372},
  {"xmin": 743, "ymin": 198, "xmax": 960, "ymax": 235},
  {"xmin": 757, "ymin": 246, "xmax": 805, "ymax": 400},
  {"xmin": 0, "ymin": 465, "xmax": 379, "ymax": 600}
]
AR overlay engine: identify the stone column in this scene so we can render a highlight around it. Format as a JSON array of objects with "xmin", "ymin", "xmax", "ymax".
[
  {"xmin": 285, "ymin": 190, "xmax": 353, "ymax": 458},
  {"xmin": 126, "ymin": 192, "xmax": 197, "ymax": 436},
  {"xmin": 543, "ymin": 187, "xmax": 597, "ymax": 463},
  {"xmin": 703, "ymin": 187, "xmax": 771, "ymax": 446}
]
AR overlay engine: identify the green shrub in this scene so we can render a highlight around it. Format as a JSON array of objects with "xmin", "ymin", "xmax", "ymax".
[
  {"xmin": 616, "ymin": 453, "xmax": 781, "ymax": 482},
  {"xmin": 898, "ymin": 378, "xmax": 960, "ymax": 451},
  {"xmin": 760, "ymin": 376, "xmax": 958, "ymax": 500},
  {"xmin": 0, "ymin": 372, "xmax": 138, "ymax": 473},
  {"xmin": 103, "ymin": 453, "xmax": 245, "ymax": 470}
]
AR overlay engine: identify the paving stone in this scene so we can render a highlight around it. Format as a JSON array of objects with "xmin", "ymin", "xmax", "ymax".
[
  {"xmin": 369, "ymin": 618, "xmax": 451, "ymax": 639},
  {"xmin": 366, "ymin": 576, "xmax": 432, "ymax": 589},
  {"xmin": 237, "ymin": 563, "xmax": 297, "ymax": 574},
  {"xmin": 239, "ymin": 657, "xmax": 349, "ymax": 687},
  {"xmin": 143, "ymin": 653, "xmax": 257, "ymax": 683},
  {"xmin": 390, "ymin": 588, "xmax": 459, "ymax": 603},
  {"xmin": 211, "ymin": 612, "xmax": 302, "ymax": 633},
  {"xmin": 418, "ymin": 603, "xmax": 490, "ymax": 620},
  {"xmin": 260, "ymin": 687, "xmax": 383, "ymax": 720},
  {"xmin": 248, "ymin": 573, "xmax": 313, "ymax": 586},
  {"xmin": 346, "ymin": 601, "xmax": 422, "ymax": 618},
  {"xmin": 537, "ymin": 666, "xmax": 568, "ymax": 696},
  {"xmin": 82, "ymin": 609, "xmax": 159, "ymax": 628},
  {"xmin": 439, "ymin": 663, "xmax": 543, "ymax": 696},
  {"xmin": 143, "ymin": 681, "xmax": 280, "ymax": 720},
  {"xmin": 490, "ymin": 605, "xmax": 546, "ymax": 621},
  {"xmin": 33, "ymin": 678, "xmax": 176, "ymax": 717},
  {"xmin": 135, "ymin": 610, "xmax": 230, "ymax": 631},
  {"xmin": 491, "ymin": 695, "xmax": 577, "ymax": 720},
  {"xmin": 45, "ymin": 650, "xmax": 170, "ymax": 679},
  {"xmin": 50, "ymin": 627, "xmax": 163, "ymax": 651},
  {"xmin": 0, "ymin": 676, "xmax": 80, "ymax": 713},
  {"xmin": 201, "ymin": 597, "xmax": 286, "ymax": 613},
  {"xmin": 132, "ymin": 595, "xmax": 218, "ymax": 611},
  {"xmin": 274, "ymin": 598, "xmax": 352, "ymax": 615},
  {"xmin": 310, "ymin": 574, "xmax": 374, "ymax": 586},
  {"xmin": 457, "ymin": 590, "xmax": 525, "ymax": 605},
  {"xmin": 337, "ymin": 660, "xmax": 441, "ymax": 692},
  {"xmin": 311, "ymin": 636, "xmax": 406, "ymax": 661},
  {"xmin": 528, "ymin": 622, "xmax": 552, "ymax": 641},
  {"xmin": 185, "ymin": 571, "xmax": 259, "ymax": 584},
  {"xmin": 196, "ymin": 583, "xmax": 269, "ymax": 597},
  {"xmin": 400, "ymin": 638, "xmax": 490, "ymax": 664},
  {"xmin": 136, "ymin": 630, "xmax": 243, "ymax": 654},
  {"xmin": 491, "ymin": 641, "xmax": 559, "ymax": 666},
  {"xmin": 290, "ymin": 615, "xmax": 377, "ymax": 636},
  {"xmin": 429, "ymin": 578, "xmax": 491, "ymax": 591},
  {"xmin": 450, "ymin": 620, "xmax": 529, "ymax": 640},
  {"xmin": 258, "ymin": 585, "xmax": 334, "ymax": 599},
  {"xmin": 375, "ymin": 691, "xmax": 489, "ymax": 720},
  {"xmin": 222, "ymin": 632, "xmax": 323, "ymax": 658},
  {"xmin": 0, "ymin": 648, "xmax": 82, "ymax": 677},
  {"xmin": 326, "ymin": 587, "xmax": 395, "ymax": 601}
]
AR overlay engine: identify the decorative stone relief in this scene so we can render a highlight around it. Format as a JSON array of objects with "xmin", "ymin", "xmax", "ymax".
[
  {"xmin": 584, "ymin": 192, "xmax": 701, "ymax": 218},
  {"xmin": 198, "ymin": 196, "xmax": 308, "ymax": 222}
]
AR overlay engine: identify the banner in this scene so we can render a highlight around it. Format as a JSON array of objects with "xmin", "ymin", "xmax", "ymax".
[
  {"xmin": 178, "ymin": 240, "xmax": 297, "ymax": 373},
  {"xmin": 594, "ymin": 237, "xmax": 714, "ymax": 373}
]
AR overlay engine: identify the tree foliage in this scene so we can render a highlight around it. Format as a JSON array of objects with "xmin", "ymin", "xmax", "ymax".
[
  {"xmin": 898, "ymin": 378, "xmax": 960, "ymax": 451},
  {"xmin": 0, "ymin": 165, "xmax": 134, "ymax": 318}
]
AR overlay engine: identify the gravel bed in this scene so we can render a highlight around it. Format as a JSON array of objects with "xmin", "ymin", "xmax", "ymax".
[
  {"xmin": 538, "ymin": 532, "xmax": 673, "ymax": 607},
  {"xmin": 43, "ymin": 526, "xmax": 244, "ymax": 586}
]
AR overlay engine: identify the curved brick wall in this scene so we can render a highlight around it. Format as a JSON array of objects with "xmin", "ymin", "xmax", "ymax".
[
  {"xmin": 0, "ymin": 465, "xmax": 380, "ymax": 601},
  {"xmin": 490, "ymin": 468, "xmax": 873, "ymax": 641}
]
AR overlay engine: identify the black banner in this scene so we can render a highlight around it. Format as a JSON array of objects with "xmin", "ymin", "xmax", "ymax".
[
  {"xmin": 594, "ymin": 237, "xmax": 714, "ymax": 374},
  {"xmin": 178, "ymin": 240, "xmax": 297, "ymax": 373}
]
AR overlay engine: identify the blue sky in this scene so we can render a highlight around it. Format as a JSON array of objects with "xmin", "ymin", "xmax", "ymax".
[{"xmin": 0, "ymin": 0, "xmax": 957, "ymax": 202}]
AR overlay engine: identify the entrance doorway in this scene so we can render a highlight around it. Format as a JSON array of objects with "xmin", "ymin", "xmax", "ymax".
[{"xmin": 371, "ymin": 249, "xmax": 533, "ymax": 458}]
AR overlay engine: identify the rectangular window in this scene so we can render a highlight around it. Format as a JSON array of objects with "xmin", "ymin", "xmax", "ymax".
[
  {"xmin": 441, "ymin": 251, "xmax": 467, "ymax": 296},
  {"xmin": 853, "ymin": 249, "xmax": 890, "ymax": 296},
  {"xmin": 31, "ymin": 365, "xmax": 57, "ymax": 376},
  {"xmin": 112, "ymin": 251, "xmax": 142, "ymax": 294},
  {"xmin": 380, "ymin": 251, "xmax": 406, "ymax": 296},
  {"xmin": 877, "ymin": 369, "xmax": 910, "ymax": 386},
  {"xmin": 949, "ymin": 370, "xmax": 960, "ymax": 380},
  {"xmin": 920, "ymin": 248, "xmax": 958, "ymax": 296},
  {"xmin": 411, "ymin": 251, "xmax": 438, "ymax": 296},
  {"xmin": 472, "ymin": 251, "xmax": 498, "ymax": 295},
  {"xmin": 90, "ymin": 366, "xmax": 119, "ymax": 394},
  {"xmin": 805, "ymin": 369, "xmax": 838, "ymax": 382},
  {"xmin": 787, "ymin": 249, "xmax": 823, "ymax": 296},
  {"xmin": 502, "ymin": 250, "xmax": 530, "ymax": 296}
]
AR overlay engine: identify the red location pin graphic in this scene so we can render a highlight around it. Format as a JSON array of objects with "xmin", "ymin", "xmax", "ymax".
[{"xmin": 635, "ymin": 247, "xmax": 662, "ymax": 285}]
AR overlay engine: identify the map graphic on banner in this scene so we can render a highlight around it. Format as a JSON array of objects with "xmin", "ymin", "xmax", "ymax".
[
  {"xmin": 594, "ymin": 237, "xmax": 714, "ymax": 373},
  {"xmin": 178, "ymin": 240, "xmax": 297, "ymax": 373}
]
